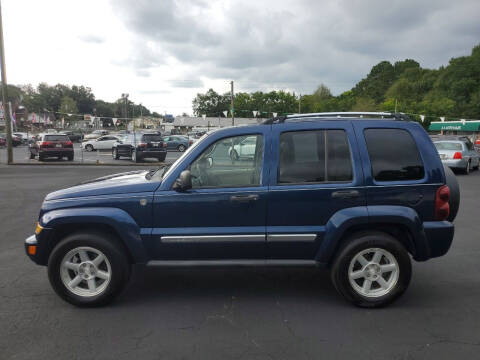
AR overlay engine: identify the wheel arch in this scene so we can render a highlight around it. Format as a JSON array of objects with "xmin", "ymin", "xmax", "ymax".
[{"xmin": 39, "ymin": 208, "xmax": 147, "ymax": 265}]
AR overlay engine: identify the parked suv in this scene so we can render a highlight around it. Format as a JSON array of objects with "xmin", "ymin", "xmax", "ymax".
[
  {"xmin": 25, "ymin": 112, "xmax": 458, "ymax": 307},
  {"xmin": 29, "ymin": 133, "xmax": 74, "ymax": 161},
  {"xmin": 112, "ymin": 133, "xmax": 167, "ymax": 162}
]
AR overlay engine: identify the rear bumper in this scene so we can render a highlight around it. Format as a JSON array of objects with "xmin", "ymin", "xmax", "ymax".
[
  {"xmin": 138, "ymin": 149, "xmax": 167, "ymax": 158},
  {"xmin": 39, "ymin": 149, "xmax": 74, "ymax": 157},
  {"xmin": 414, "ymin": 221, "xmax": 454, "ymax": 261},
  {"xmin": 442, "ymin": 159, "xmax": 467, "ymax": 169}
]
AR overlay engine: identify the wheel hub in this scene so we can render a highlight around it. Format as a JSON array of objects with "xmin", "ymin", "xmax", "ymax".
[
  {"xmin": 78, "ymin": 261, "xmax": 97, "ymax": 280},
  {"xmin": 364, "ymin": 263, "xmax": 381, "ymax": 280}
]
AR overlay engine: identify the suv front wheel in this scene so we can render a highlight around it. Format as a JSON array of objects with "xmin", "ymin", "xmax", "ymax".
[
  {"xmin": 47, "ymin": 231, "xmax": 131, "ymax": 307},
  {"xmin": 330, "ymin": 232, "xmax": 411, "ymax": 308}
]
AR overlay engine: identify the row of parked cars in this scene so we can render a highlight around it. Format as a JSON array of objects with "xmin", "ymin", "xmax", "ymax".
[{"xmin": 27, "ymin": 131, "xmax": 194, "ymax": 162}]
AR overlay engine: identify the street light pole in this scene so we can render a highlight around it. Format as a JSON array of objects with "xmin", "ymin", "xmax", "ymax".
[{"xmin": 0, "ymin": 0, "xmax": 12, "ymax": 164}]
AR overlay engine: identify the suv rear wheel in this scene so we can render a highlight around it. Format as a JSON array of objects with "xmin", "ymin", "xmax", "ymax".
[
  {"xmin": 331, "ymin": 232, "xmax": 411, "ymax": 308},
  {"xmin": 48, "ymin": 231, "xmax": 131, "ymax": 307}
]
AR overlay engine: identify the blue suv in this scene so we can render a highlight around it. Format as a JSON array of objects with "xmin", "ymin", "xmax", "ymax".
[{"xmin": 25, "ymin": 112, "xmax": 458, "ymax": 307}]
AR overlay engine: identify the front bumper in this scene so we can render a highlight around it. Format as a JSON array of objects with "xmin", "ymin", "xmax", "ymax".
[
  {"xmin": 24, "ymin": 227, "xmax": 53, "ymax": 266},
  {"xmin": 441, "ymin": 158, "xmax": 467, "ymax": 169}
]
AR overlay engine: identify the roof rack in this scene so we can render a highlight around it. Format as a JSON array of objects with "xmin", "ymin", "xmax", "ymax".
[{"xmin": 262, "ymin": 112, "xmax": 411, "ymax": 124}]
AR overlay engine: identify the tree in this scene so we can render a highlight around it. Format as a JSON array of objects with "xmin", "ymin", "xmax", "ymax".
[
  {"xmin": 192, "ymin": 89, "xmax": 230, "ymax": 117},
  {"xmin": 59, "ymin": 96, "xmax": 78, "ymax": 123}
]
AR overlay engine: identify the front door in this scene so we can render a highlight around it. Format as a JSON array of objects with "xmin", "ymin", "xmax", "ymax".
[
  {"xmin": 151, "ymin": 132, "xmax": 268, "ymax": 260},
  {"xmin": 266, "ymin": 121, "xmax": 366, "ymax": 259}
]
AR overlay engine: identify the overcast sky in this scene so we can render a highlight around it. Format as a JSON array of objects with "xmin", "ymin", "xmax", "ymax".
[{"xmin": 3, "ymin": 0, "xmax": 480, "ymax": 115}]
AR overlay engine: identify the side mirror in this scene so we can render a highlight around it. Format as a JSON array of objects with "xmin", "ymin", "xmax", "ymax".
[{"xmin": 172, "ymin": 170, "xmax": 192, "ymax": 192}]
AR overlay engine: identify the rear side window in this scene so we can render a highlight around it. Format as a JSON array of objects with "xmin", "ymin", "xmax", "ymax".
[
  {"xmin": 364, "ymin": 128, "xmax": 424, "ymax": 182},
  {"xmin": 278, "ymin": 129, "xmax": 352, "ymax": 184},
  {"xmin": 143, "ymin": 134, "xmax": 162, "ymax": 142},
  {"xmin": 44, "ymin": 135, "xmax": 69, "ymax": 141}
]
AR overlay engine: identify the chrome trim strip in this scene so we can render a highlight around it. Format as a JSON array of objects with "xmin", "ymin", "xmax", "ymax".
[
  {"xmin": 267, "ymin": 234, "xmax": 317, "ymax": 242},
  {"xmin": 161, "ymin": 234, "xmax": 265, "ymax": 243},
  {"xmin": 147, "ymin": 260, "xmax": 317, "ymax": 267}
]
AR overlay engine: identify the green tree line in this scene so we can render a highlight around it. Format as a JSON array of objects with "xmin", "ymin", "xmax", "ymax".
[
  {"xmin": 0, "ymin": 83, "xmax": 161, "ymax": 120},
  {"xmin": 193, "ymin": 44, "xmax": 480, "ymax": 126}
]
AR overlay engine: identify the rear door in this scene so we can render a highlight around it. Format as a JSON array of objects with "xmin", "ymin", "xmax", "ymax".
[
  {"xmin": 353, "ymin": 122, "xmax": 438, "ymax": 222},
  {"xmin": 266, "ymin": 121, "xmax": 366, "ymax": 259}
]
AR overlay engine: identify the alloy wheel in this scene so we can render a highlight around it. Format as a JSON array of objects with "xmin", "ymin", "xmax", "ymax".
[{"xmin": 348, "ymin": 248, "xmax": 399, "ymax": 298}]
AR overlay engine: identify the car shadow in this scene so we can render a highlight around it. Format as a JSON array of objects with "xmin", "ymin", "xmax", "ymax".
[{"xmin": 118, "ymin": 266, "xmax": 341, "ymax": 306}]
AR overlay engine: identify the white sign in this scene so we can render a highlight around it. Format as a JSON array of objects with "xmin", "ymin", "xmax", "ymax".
[
  {"xmin": 223, "ymin": 111, "xmax": 228, "ymax": 117},
  {"xmin": 420, "ymin": 115, "xmax": 425, "ymax": 122},
  {"xmin": 440, "ymin": 116, "xmax": 445, "ymax": 122},
  {"xmin": 461, "ymin": 119, "xmax": 466, "ymax": 125},
  {"xmin": 253, "ymin": 111, "xmax": 258, "ymax": 117},
  {"xmin": 202, "ymin": 114, "xmax": 206, "ymax": 120},
  {"xmin": 272, "ymin": 112, "xmax": 277, "ymax": 118},
  {"xmin": 112, "ymin": 118, "xmax": 118, "ymax": 125}
]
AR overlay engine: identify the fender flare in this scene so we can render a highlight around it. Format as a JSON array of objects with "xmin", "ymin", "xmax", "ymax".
[
  {"xmin": 315, "ymin": 205, "xmax": 429, "ymax": 265},
  {"xmin": 41, "ymin": 207, "xmax": 147, "ymax": 263}
]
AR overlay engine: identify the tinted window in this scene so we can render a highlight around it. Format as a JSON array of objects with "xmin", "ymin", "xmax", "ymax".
[
  {"xmin": 278, "ymin": 129, "xmax": 352, "ymax": 184},
  {"xmin": 364, "ymin": 129, "xmax": 424, "ymax": 182},
  {"xmin": 143, "ymin": 134, "xmax": 162, "ymax": 142},
  {"xmin": 190, "ymin": 134, "xmax": 264, "ymax": 188},
  {"xmin": 44, "ymin": 135, "xmax": 69, "ymax": 141},
  {"xmin": 434, "ymin": 142, "xmax": 463, "ymax": 151}
]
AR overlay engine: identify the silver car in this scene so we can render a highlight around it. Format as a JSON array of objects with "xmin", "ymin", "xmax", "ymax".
[{"xmin": 434, "ymin": 140, "xmax": 480, "ymax": 174}]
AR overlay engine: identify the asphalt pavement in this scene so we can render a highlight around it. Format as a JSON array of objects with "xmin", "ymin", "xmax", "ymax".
[{"xmin": 1, "ymin": 166, "xmax": 479, "ymax": 360}]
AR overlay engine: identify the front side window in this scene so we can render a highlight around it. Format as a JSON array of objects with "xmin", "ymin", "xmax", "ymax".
[
  {"xmin": 364, "ymin": 128, "xmax": 424, "ymax": 182},
  {"xmin": 190, "ymin": 134, "xmax": 264, "ymax": 188},
  {"xmin": 278, "ymin": 129, "xmax": 352, "ymax": 184}
]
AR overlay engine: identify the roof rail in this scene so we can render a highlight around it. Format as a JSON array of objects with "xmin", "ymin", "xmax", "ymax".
[{"xmin": 262, "ymin": 112, "xmax": 411, "ymax": 124}]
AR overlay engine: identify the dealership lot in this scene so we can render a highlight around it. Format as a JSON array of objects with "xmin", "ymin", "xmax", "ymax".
[
  {"xmin": 1, "ymin": 166, "xmax": 479, "ymax": 360},
  {"xmin": 0, "ymin": 144, "xmax": 182, "ymax": 164}
]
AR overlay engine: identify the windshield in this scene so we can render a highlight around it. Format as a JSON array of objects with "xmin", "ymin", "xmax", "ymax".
[
  {"xmin": 434, "ymin": 142, "xmax": 463, "ymax": 151},
  {"xmin": 44, "ymin": 135, "xmax": 70, "ymax": 141}
]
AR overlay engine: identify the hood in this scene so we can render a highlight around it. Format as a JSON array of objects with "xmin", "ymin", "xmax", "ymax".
[{"xmin": 45, "ymin": 170, "xmax": 159, "ymax": 201}]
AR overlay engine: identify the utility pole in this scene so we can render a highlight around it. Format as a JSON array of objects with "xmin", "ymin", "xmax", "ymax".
[
  {"xmin": 0, "ymin": 0, "xmax": 12, "ymax": 164},
  {"xmin": 298, "ymin": 94, "xmax": 301, "ymax": 114},
  {"xmin": 230, "ymin": 80, "xmax": 234, "ymax": 126}
]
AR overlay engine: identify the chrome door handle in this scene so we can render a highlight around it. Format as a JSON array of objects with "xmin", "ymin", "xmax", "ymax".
[
  {"xmin": 331, "ymin": 190, "xmax": 360, "ymax": 199},
  {"xmin": 230, "ymin": 194, "xmax": 259, "ymax": 202}
]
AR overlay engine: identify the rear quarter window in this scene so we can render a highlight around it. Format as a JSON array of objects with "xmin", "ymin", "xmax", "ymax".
[
  {"xmin": 44, "ymin": 135, "xmax": 69, "ymax": 141},
  {"xmin": 364, "ymin": 128, "xmax": 425, "ymax": 182}
]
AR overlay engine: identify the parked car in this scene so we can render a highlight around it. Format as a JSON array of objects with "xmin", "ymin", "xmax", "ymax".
[
  {"xmin": 112, "ymin": 133, "xmax": 167, "ymax": 162},
  {"xmin": 84, "ymin": 130, "xmax": 109, "ymax": 140},
  {"xmin": 163, "ymin": 135, "xmax": 191, "ymax": 152},
  {"xmin": 434, "ymin": 138, "xmax": 480, "ymax": 174},
  {"xmin": 228, "ymin": 135, "xmax": 257, "ymax": 160},
  {"xmin": 29, "ymin": 133, "xmax": 74, "ymax": 161},
  {"xmin": 25, "ymin": 112, "xmax": 459, "ymax": 308},
  {"xmin": 82, "ymin": 135, "xmax": 120, "ymax": 152},
  {"xmin": 60, "ymin": 130, "xmax": 84, "ymax": 143},
  {"xmin": 13, "ymin": 132, "xmax": 30, "ymax": 145}
]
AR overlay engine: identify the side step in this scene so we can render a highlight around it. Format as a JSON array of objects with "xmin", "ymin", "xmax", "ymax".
[{"xmin": 146, "ymin": 259, "xmax": 318, "ymax": 267}]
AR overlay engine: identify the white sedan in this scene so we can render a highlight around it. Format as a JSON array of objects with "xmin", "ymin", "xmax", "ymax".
[
  {"xmin": 228, "ymin": 136, "xmax": 257, "ymax": 160},
  {"xmin": 82, "ymin": 135, "xmax": 120, "ymax": 151}
]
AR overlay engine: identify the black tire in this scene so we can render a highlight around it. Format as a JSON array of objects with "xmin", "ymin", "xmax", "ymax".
[
  {"xmin": 57, "ymin": 156, "xmax": 63, "ymax": 160},
  {"xmin": 38, "ymin": 154, "xmax": 45, "ymax": 161},
  {"xmin": 157, "ymin": 153, "xmax": 167, "ymax": 162},
  {"xmin": 47, "ymin": 231, "xmax": 131, "ymax": 307},
  {"xmin": 464, "ymin": 161, "xmax": 470, "ymax": 175},
  {"xmin": 230, "ymin": 149, "xmax": 239, "ymax": 161},
  {"xmin": 29, "ymin": 152, "xmax": 35, "ymax": 159},
  {"xmin": 331, "ymin": 232, "xmax": 412, "ymax": 308},
  {"xmin": 67, "ymin": 154, "xmax": 74, "ymax": 161},
  {"xmin": 112, "ymin": 148, "xmax": 119, "ymax": 160},
  {"xmin": 443, "ymin": 164, "xmax": 460, "ymax": 222},
  {"xmin": 177, "ymin": 144, "xmax": 186, "ymax": 152},
  {"xmin": 85, "ymin": 144, "xmax": 94, "ymax": 152},
  {"xmin": 131, "ymin": 150, "xmax": 139, "ymax": 163}
]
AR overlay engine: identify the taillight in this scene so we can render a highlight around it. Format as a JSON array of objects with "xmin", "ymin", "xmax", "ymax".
[
  {"xmin": 435, "ymin": 185, "xmax": 450, "ymax": 221},
  {"xmin": 138, "ymin": 143, "xmax": 147, "ymax": 148},
  {"xmin": 65, "ymin": 141, "xmax": 73, "ymax": 146},
  {"xmin": 40, "ymin": 141, "xmax": 52, "ymax": 148},
  {"xmin": 453, "ymin": 152, "xmax": 462, "ymax": 159}
]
